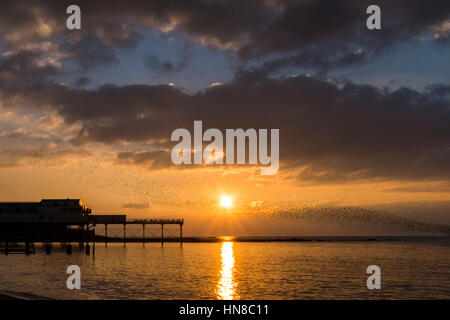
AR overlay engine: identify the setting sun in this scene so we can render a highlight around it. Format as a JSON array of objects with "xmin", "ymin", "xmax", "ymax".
[{"xmin": 220, "ymin": 195, "xmax": 233, "ymax": 208}]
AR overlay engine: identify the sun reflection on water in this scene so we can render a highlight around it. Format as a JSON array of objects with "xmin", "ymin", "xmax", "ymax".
[{"xmin": 216, "ymin": 241, "xmax": 238, "ymax": 300}]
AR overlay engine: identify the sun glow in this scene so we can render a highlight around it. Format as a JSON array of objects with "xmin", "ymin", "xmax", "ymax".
[{"xmin": 220, "ymin": 195, "xmax": 233, "ymax": 208}]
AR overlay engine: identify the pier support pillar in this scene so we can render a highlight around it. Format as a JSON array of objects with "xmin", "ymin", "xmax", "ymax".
[
  {"xmin": 123, "ymin": 224, "xmax": 126, "ymax": 246},
  {"xmin": 104, "ymin": 224, "xmax": 108, "ymax": 246},
  {"xmin": 25, "ymin": 241, "xmax": 31, "ymax": 255},
  {"xmin": 93, "ymin": 225, "xmax": 96, "ymax": 256},
  {"xmin": 180, "ymin": 224, "xmax": 183, "ymax": 245},
  {"xmin": 78, "ymin": 225, "xmax": 84, "ymax": 249},
  {"xmin": 45, "ymin": 242, "xmax": 52, "ymax": 255},
  {"xmin": 85, "ymin": 224, "xmax": 90, "ymax": 255},
  {"xmin": 161, "ymin": 224, "xmax": 164, "ymax": 245},
  {"xmin": 142, "ymin": 224, "xmax": 145, "ymax": 245}
]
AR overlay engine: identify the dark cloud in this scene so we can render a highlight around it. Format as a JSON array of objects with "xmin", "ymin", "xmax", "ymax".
[
  {"xmin": 0, "ymin": 50, "xmax": 58, "ymax": 88},
  {"xmin": 144, "ymin": 54, "xmax": 189, "ymax": 74},
  {"xmin": 0, "ymin": 2, "xmax": 144, "ymax": 71},
  {"xmin": 67, "ymin": 36, "xmax": 118, "ymax": 70},
  {"xmin": 0, "ymin": 1, "xmax": 448, "ymax": 72},
  {"xmin": 75, "ymin": 76, "xmax": 91, "ymax": 87},
  {"xmin": 144, "ymin": 55, "xmax": 176, "ymax": 73},
  {"xmin": 144, "ymin": 43, "xmax": 191, "ymax": 74},
  {"xmin": 93, "ymin": 22, "xmax": 143, "ymax": 49},
  {"xmin": 2, "ymin": 71, "xmax": 448, "ymax": 183},
  {"xmin": 0, "ymin": 1, "xmax": 449, "ymax": 184}
]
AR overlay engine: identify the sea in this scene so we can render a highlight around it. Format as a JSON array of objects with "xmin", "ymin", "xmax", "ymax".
[{"xmin": 0, "ymin": 237, "xmax": 449, "ymax": 299}]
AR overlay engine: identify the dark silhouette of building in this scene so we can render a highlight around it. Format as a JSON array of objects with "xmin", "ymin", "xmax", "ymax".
[{"xmin": 0, "ymin": 199, "xmax": 94, "ymax": 243}]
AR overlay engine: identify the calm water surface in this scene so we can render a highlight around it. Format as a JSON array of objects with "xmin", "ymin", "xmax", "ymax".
[{"xmin": 0, "ymin": 239, "xmax": 449, "ymax": 299}]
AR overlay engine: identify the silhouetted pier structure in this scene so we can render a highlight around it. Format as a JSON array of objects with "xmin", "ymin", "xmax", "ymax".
[{"xmin": 0, "ymin": 199, "xmax": 184, "ymax": 255}]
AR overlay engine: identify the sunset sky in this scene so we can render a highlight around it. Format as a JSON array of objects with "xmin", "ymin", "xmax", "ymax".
[{"xmin": 0, "ymin": 1, "xmax": 449, "ymax": 236}]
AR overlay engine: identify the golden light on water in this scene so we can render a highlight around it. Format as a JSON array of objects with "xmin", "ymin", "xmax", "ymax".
[{"xmin": 216, "ymin": 242, "xmax": 238, "ymax": 300}]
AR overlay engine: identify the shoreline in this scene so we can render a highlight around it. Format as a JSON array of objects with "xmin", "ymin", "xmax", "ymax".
[
  {"xmin": 0, "ymin": 291, "xmax": 52, "ymax": 300},
  {"xmin": 0, "ymin": 293, "xmax": 22, "ymax": 300}
]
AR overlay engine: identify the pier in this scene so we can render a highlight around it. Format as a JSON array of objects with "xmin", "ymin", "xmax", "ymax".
[
  {"xmin": 0, "ymin": 199, "xmax": 184, "ymax": 255},
  {"xmin": 86, "ymin": 218, "xmax": 184, "ymax": 247}
]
